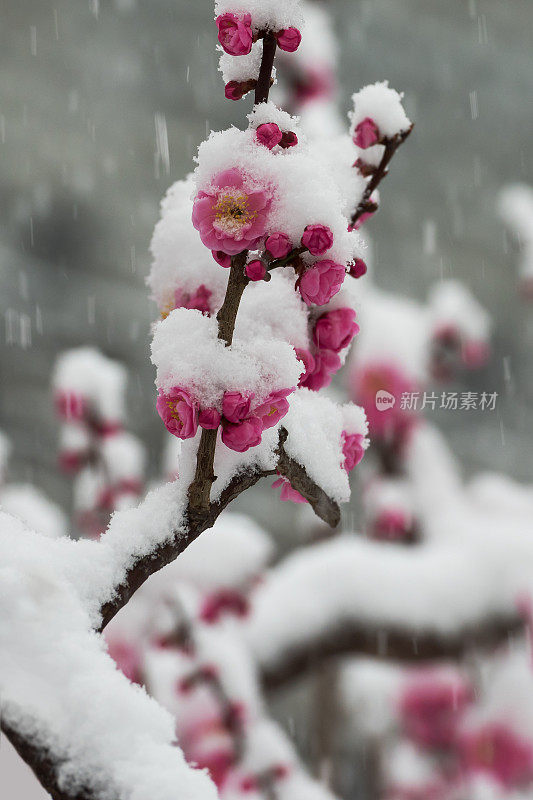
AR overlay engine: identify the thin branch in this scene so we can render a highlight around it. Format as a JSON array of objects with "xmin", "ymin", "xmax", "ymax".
[
  {"xmin": 260, "ymin": 614, "xmax": 525, "ymax": 690},
  {"xmin": 350, "ymin": 125, "xmax": 413, "ymax": 229},
  {"xmin": 255, "ymin": 32, "xmax": 277, "ymax": 105}
]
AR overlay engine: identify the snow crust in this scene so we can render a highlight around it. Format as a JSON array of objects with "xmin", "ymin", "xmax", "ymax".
[
  {"xmin": 349, "ymin": 81, "xmax": 411, "ymax": 140},
  {"xmin": 151, "ymin": 308, "xmax": 302, "ymax": 410}
]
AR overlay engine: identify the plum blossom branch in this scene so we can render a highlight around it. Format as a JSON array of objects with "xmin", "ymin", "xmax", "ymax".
[
  {"xmin": 259, "ymin": 614, "xmax": 525, "ymax": 691},
  {"xmin": 350, "ymin": 126, "xmax": 413, "ymax": 230}
]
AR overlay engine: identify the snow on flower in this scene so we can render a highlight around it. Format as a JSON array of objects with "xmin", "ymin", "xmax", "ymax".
[
  {"xmin": 149, "ymin": 178, "xmax": 228, "ymax": 316},
  {"xmin": 349, "ymin": 81, "xmax": 412, "ymax": 142},
  {"xmin": 151, "ymin": 309, "xmax": 301, "ymax": 437}
]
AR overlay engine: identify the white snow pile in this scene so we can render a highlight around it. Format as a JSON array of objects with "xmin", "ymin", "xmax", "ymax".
[
  {"xmin": 0, "ymin": 510, "xmax": 218, "ymax": 800},
  {"xmin": 151, "ymin": 308, "xmax": 302, "ymax": 410},
  {"xmin": 427, "ymin": 279, "xmax": 491, "ymax": 345},
  {"xmin": 349, "ymin": 81, "xmax": 411, "ymax": 141},
  {"xmin": 0, "ymin": 483, "xmax": 68, "ymax": 539}
]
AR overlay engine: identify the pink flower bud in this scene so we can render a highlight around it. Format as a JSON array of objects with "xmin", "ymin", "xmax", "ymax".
[
  {"xmin": 300, "ymin": 348, "xmax": 341, "ymax": 391},
  {"xmin": 225, "ymin": 81, "xmax": 245, "ymax": 101},
  {"xmin": 351, "ymin": 207, "xmax": 376, "ymax": 231},
  {"xmin": 298, "ymin": 260, "xmax": 346, "ymax": 306},
  {"xmin": 198, "ymin": 407, "xmax": 221, "ymax": 429},
  {"xmin": 266, "ymin": 232, "xmax": 292, "ymax": 259},
  {"xmin": 245, "ymin": 260, "xmax": 266, "ymax": 281},
  {"xmin": 353, "ymin": 117, "xmax": 381, "ymax": 149},
  {"xmin": 253, "ymin": 388, "xmax": 292, "ymax": 430},
  {"xmin": 272, "ymin": 475, "xmax": 307, "ymax": 504},
  {"xmin": 156, "ymin": 387, "xmax": 199, "ymax": 439},
  {"xmin": 275, "ymin": 27, "xmax": 302, "ymax": 52},
  {"xmin": 222, "ymin": 391, "xmax": 253, "ymax": 423},
  {"xmin": 212, "ymin": 250, "xmax": 232, "ymax": 268},
  {"xmin": 301, "ymin": 224, "xmax": 334, "ymax": 256},
  {"xmin": 216, "ymin": 12, "xmax": 253, "ymax": 56},
  {"xmin": 221, "ymin": 417, "xmax": 263, "ymax": 452},
  {"xmin": 342, "ymin": 431, "xmax": 365, "ymax": 472},
  {"xmin": 313, "ymin": 308, "xmax": 360, "ymax": 352},
  {"xmin": 280, "ymin": 131, "xmax": 298, "ymax": 148},
  {"xmin": 349, "ymin": 258, "xmax": 367, "ymax": 279},
  {"xmin": 256, "ymin": 122, "xmax": 283, "ymax": 150}
]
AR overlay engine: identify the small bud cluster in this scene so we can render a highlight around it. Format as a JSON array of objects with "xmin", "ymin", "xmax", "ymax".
[{"xmin": 53, "ymin": 348, "xmax": 145, "ymax": 537}]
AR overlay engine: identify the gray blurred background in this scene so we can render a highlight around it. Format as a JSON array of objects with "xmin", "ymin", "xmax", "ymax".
[{"xmin": 0, "ymin": 0, "xmax": 532, "ymax": 796}]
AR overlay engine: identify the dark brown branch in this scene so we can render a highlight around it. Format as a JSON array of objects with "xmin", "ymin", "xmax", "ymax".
[
  {"xmin": 255, "ymin": 32, "xmax": 277, "ymax": 105},
  {"xmin": 187, "ymin": 253, "xmax": 249, "ymax": 517},
  {"xmin": 1, "ymin": 720, "xmax": 95, "ymax": 800},
  {"xmin": 261, "ymin": 614, "xmax": 525, "ymax": 690},
  {"xmin": 276, "ymin": 428, "xmax": 341, "ymax": 528},
  {"xmin": 350, "ymin": 125, "xmax": 413, "ymax": 229}
]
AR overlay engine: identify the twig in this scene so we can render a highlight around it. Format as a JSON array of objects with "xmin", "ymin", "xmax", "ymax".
[
  {"xmin": 255, "ymin": 32, "xmax": 277, "ymax": 105},
  {"xmin": 350, "ymin": 125, "xmax": 413, "ymax": 229}
]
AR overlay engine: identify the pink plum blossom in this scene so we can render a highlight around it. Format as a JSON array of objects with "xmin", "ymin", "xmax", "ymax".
[
  {"xmin": 342, "ymin": 431, "xmax": 365, "ymax": 471},
  {"xmin": 253, "ymin": 388, "xmax": 293, "ymax": 429},
  {"xmin": 275, "ymin": 27, "xmax": 302, "ymax": 52},
  {"xmin": 301, "ymin": 224, "xmax": 334, "ymax": 256},
  {"xmin": 349, "ymin": 258, "xmax": 367, "ymax": 279},
  {"xmin": 266, "ymin": 232, "xmax": 292, "ymax": 259},
  {"xmin": 212, "ymin": 250, "xmax": 232, "ymax": 268},
  {"xmin": 298, "ymin": 260, "xmax": 346, "ymax": 306},
  {"xmin": 221, "ymin": 417, "xmax": 263, "ymax": 452},
  {"xmin": 199, "ymin": 407, "xmax": 221, "ymax": 429},
  {"xmin": 216, "ymin": 13, "xmax": 253, "ymax": 56},
  {"xmin": 459, "ymin": 723, "xmax": 533, "ymax": 788},
  {"xmin": 295, "ymin": 348, "xmax": 316, "ymax": 385},
  {"xmin": 313, "ymin": 308, "xmax": 360, "ymax": 352},
  {"xmin": 156, "ymin": 387, "xmax": 199, "ymax": 439},
  {"xmin": 301, "ymin": 348, "xmax": 341, "ymax": 391},
  {"xmin": 245, "ymin": 260, "xmax": 266, "ymax": 281},
  {"xmin": 193, "ymin": 168, "xmax": 272, "ymax": 256},
  {"xmin": 400, "ymin": 673, "xmax": 472, "ymax": 749},
  {"xmin": 256, "ymin": 123, "xmax": 282, "ymax": 150},
  {"xmin": 272, "ymin": 474, "xmax": 307, "ymax": 504},
  {"xmin": 353, "ymin": 116, "xmax": 381, "ymax": 148},
  {"xmin": 222, "ymin": 391, "xmax": 253, "ymax": 423}
]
